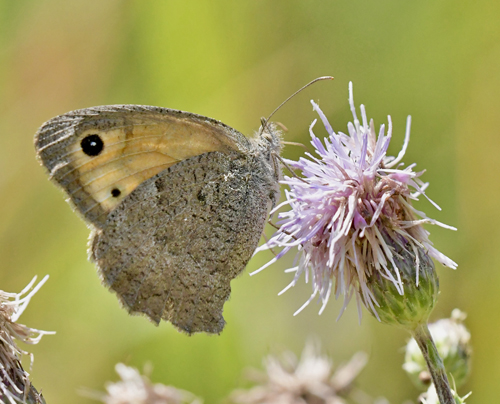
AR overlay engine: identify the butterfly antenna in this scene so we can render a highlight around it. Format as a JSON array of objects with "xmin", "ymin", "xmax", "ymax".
[
  {"xmin": 261, "ymin": 76, "xmax": 334, "ymax": 132},
  {"xmin": 281, "ymin": 140, "xmax": 313, "ymax": 154}
]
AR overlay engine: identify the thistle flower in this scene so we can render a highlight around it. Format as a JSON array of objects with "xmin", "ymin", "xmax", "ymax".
[
  {"xmin": 95, "ymin": 363, "xmax": 201, "ymax": 404},
  {"xmin": 0, "ymin": 275, "xmax": 53, "ymax": 404},
  {"xmin": 230, "ymin": 342, "xmax": 367, "ymax": 404},
  {"xmin": 404, "ymin": 309, "xmax": 471, "ymax": 390},
  {"xmin": 253, "ymin": 82, "xmax": 456, "ymax": 322}
]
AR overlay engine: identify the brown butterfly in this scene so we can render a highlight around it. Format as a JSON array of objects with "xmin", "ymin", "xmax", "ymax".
[{"xmin": 35, "ymin": 105, "xmax": 282, "ymax": 334}]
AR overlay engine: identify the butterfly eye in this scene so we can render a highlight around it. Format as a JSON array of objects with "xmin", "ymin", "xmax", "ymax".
[
  {"xmin": 262, "ymin": 132, "xmax": 271, "ymax": 141},
  {"xmin": 111, "ymin": 188, "xmax": 121, "ymax": 198},
  {"xmin": 81, "ymin": 134, "xmax": 104, "ymax": 156}
]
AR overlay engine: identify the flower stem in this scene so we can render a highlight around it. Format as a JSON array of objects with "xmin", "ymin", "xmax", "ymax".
[{"xmin": 412, "ymin": 323, "xmax": 454, "ymax": 404}]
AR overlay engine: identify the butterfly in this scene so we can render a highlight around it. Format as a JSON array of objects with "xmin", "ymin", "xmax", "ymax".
[{"xmin": 35, "ymin": 105, "xmax": 282, "ymax": 334}]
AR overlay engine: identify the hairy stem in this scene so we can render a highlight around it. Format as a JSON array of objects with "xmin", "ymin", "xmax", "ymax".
[{"xmin": 412, "ymin": 323, "xmax": 454, "ymax": 404}]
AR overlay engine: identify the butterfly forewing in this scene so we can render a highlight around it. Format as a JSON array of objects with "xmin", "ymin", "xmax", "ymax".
[{"xmin": 34, "ymin": 105, "xmax": 250, "ymax": 228}]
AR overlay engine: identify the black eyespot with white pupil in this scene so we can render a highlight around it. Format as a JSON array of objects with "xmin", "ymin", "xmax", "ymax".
[
  {"xmin": 111, "ymin": 188, "xmax": 121, "ymax": 198},
  {"xmin": 81, "ymin": 134, "xmax": 104, "ymax": 156}
]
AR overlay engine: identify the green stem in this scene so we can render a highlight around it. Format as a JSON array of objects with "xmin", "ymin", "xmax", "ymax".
[{"xmin": 412, "ymin": 323, "xmax": 454, "ymax": 404}]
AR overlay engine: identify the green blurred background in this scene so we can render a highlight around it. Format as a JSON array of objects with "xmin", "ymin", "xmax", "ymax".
[{"xmin": 0, "ymin": 1, "xmax": 497, "ymax": 402}]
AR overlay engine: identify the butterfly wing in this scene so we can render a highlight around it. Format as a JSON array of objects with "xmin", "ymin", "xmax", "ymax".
[
  {"xmin": 34, "ymin": 105, "xmax": 251, "ymax": 228},
  {"xmin": 90, "ymin": 149, "xmax": 276, "ymax": 334},
  {"xmin": 35, "ymin": 105, "xmax": 281, "ymax": 334}
]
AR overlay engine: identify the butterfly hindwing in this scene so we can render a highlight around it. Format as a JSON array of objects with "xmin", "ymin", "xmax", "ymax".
[{"xmin": 91, "ymin": 150, "xmax": 275, "ymax": 334}]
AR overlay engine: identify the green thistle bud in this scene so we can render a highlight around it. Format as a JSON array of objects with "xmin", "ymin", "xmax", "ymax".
[
  {"xmin": 404, "ymin": 310, "xmax": 471, "ymax": 390},
  {"xmin": 362, "ymin": 230, "xmax": 439, "ymax": 331}
]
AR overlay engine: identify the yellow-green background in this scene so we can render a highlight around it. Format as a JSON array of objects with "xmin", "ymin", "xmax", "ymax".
[{"xmin": 0, "ymin": 1, "xmax": 496, "ymax": 403}]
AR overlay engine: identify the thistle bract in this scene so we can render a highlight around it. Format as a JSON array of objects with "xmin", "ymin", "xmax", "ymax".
[
  {"xmin": 364, "ymin": 229, "xmax": 439, "ymax": 329},
  {"xmin": 254, "ymin": 82, "xmax": 456, "ymax": 321}
]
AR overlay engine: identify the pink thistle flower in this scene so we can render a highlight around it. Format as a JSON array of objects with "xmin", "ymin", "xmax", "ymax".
[
  {"xmin": 93, "ymin": 364, "xmax": 201, "ymax": 404},
  {"xmin": 253, "ymin": 82, "xmax": 457, "ymax": 321},
  {"xmin": 230, "ymin": 342, "xmax": 367, "ymax": 404}
]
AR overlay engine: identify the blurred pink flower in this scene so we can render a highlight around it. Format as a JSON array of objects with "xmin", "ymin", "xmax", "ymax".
[
  {"xmin": 230, "ymin": 342, "xmax": 367, "ymax": 404},
  {"xmin": 97, "ymin": 364, "xmax": 201, "ymax": 404}
]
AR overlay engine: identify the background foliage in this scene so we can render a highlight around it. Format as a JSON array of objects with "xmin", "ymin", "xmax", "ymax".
[{"xmin": 0, "ymin": 1, "xmax": 498, "ymax": 403}]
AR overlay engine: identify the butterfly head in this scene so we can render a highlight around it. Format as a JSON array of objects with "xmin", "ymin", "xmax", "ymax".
[{"xmin": 256, "ymin": 118, "xmax": 283, "ymax": 157}]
